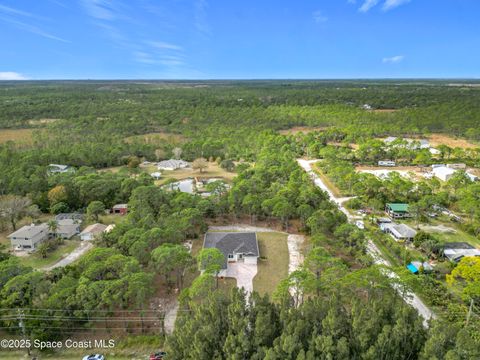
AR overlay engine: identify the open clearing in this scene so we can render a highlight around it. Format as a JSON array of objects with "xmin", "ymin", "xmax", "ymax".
[
  {"xmin": 27, "ymin": 118, "xmax": 60, "ymax": 126},
  {"xmin": 253, "ymin": 232, "xmax": 289, "ymax": 296},
  {"xmin": 124, "ymin": 131, "xmax": 187, "ymax": 145},
  {"xmin": 355, "ymin": 165, "xmax": 427, "ymax": 180},
  {"xmin": 0, "ymin": 128, "xmax": 34, "ymax": 145},
  {"xmin": 428, "ymin": 134, "xmax": 478, "ymax": 149},
  {"xmin": 152, "ymin": 162, "xmax": 237, "ymax": 185},
  {"xmin": 278, "ymin": 126, "xmax": 329, "ymax": 135}
]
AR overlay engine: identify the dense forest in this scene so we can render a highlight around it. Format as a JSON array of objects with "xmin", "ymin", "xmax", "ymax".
[{"xmin": 0, "ymin": 81, "xmax": 479, "ymax": 358}]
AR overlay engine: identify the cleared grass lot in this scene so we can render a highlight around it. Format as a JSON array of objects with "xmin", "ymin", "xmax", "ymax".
[
  {"xmin": 152, "ymin": 162, "xmax": 237, "ymax": 185},
  {"xmin": 0, "ymin": 128, "xmax": 34, "ymax": 145},
  {"xmin": 253, "ymin": 232, "xmax": 289, "ymax": 296}
]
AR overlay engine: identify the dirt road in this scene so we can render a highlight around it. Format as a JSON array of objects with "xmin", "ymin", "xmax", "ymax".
[{"xmin": 297, "ymin": 159, "xmax": 436, "ymax": 327}]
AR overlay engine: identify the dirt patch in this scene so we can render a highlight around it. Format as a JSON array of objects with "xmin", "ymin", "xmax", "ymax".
[
  {"xmin": 428, "ymin": 134, "xmax": 478, "ymax": 149},
  {"xmin": 419, "ymin": 224, "xmax": 457, "ymax": 234},
  {"xmin": 0, "ymin": 128, "xmax": 34, "ymax": 145},
  {"xmin": 27, "ymin": 118, "xmax": 60, "ymax": 126},
  {"xmin": 327, "ymin": 141, "xmax": 359, "ymax": 150},
  {"xmin": 278, "ymin": 126, "xmax": 329, "ymax": 135}
]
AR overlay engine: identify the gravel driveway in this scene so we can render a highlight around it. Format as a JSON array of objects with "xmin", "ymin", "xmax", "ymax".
[{"xmin": 42, "ymin": 241, "xmax": 93, "ymax": 271}]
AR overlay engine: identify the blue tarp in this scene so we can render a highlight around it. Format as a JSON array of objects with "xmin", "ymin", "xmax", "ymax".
[{"xmin": 407, "ymin": 263, "xmax": 418, "ymax": 274}]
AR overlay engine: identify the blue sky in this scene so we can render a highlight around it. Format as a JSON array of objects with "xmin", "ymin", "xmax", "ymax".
[{"xmin": 0, "ymin": 0, "xmax": 479, "ymax": 79}]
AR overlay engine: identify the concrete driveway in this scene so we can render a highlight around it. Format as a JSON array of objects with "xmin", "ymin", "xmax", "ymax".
[{"xmin": 226, "ymin": 262, "xmax": 258, "ymax": 293}]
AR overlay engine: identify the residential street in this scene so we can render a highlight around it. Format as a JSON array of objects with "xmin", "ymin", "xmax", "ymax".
[{"xmin": 297, "ymin": 159, "xmax": 436, "ymax": 327}]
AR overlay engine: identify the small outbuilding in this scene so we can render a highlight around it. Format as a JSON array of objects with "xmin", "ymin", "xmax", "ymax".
[
  {"xmin": 80, "ymin": 223, "xmax": 108, "ymax": 241},
  {"xmin": 111, "ymin": 204, "xmax": 128, "ymax": 215},
  {"xmin": 407, "ymin": 261, "xmax": 433, "ymax": 274}
]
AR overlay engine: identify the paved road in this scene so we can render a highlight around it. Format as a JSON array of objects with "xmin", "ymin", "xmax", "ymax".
[
  {"xmin": 42, "ymin": 241, "xmax": 93, "ymax": 271},
  {"xmin": 297, "ymin": 159, "xmax": 436, "ymax": 327}
]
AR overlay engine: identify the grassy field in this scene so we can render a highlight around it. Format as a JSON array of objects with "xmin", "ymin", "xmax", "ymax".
[
  {"xmin": 124, "ymin": 131, "xmax": 187, "ymax": 146},
  {"xmin": 428, "ymin": 133, "xmax": 479, "ymax": 149},
  {"xmin": 253, "ymin": 232, "xmax": 289, "ymax": 296},
  {"xmin": 0, "ymin": 128, "xmax": 34, "ymax": 145},
  {"xmin": 20, "ymin": 240, "xmax": 81, "ymax": 269}
]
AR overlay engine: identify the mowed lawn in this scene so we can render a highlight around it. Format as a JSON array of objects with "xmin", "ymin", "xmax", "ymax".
[
  {"xmin": 21, "ymin": 240, "xmax": 81, "ymax": 269},
  {"xmin": 253, "ymin": 232, "xmax": 289, "ymax": 296}
]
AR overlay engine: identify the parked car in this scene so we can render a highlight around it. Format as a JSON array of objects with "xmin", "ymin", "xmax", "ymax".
[
  {"xmin": 355, "ymin": 220, "xmax": 365, "ymax": 230},
  {"xmin": 82, "ymin": 355, "xmax": 104, "ymax": 360},
  {"xmin": 149, "ymin": 351, "xmax": 167, "ymax": 360}
]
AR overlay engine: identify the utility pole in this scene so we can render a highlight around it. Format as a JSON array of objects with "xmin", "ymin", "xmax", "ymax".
[
  {"xmin": 466, "ymin": 298, "xmax": 474, "ymax": 326},
  {"xmin": 17, "ymin": 309, "xmax": 31, "ymax": 356}
]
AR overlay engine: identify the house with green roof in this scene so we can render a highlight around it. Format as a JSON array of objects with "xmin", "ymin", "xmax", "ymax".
[{"xmin": 385, "ymin": 203, "xmax": 411, "ymax": 219}]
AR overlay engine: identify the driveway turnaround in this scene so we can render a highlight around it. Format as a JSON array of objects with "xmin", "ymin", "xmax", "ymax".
[{"xmin": 226, "ymin": 262, "xmax": 258, "ymax": 293}]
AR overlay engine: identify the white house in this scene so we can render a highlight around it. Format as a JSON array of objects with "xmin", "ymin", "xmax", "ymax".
[
  {"xmin": 8, "ymin": 223, "xmax": 49, "ymax": 250},
  {"xmin": 432, "ymin": 166, "xmax": 456, "ymax": 181},
  {"xmin": 432, "ymin": 166, "xmax": 478, "ymax": 182},
  {"xmin": 80, "ymin": 223, "xmax": 107, "ymax": 241},
  {"xmin": 47, "ymin": 164, "xmax": 73, "ymax": 174},
  {"xmin": 157, "ymin": 159, "xmax": 190, "ymax": 171}
]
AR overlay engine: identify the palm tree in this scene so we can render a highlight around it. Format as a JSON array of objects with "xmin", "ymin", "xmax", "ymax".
[{"xmin": 47, "ymin": 219, "xmax": 58, "ymax": 238}]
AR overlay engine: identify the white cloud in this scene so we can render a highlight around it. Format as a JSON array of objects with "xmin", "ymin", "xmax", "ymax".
[
  {"xmin": 382, "ymin": 55, "xmax": 405, "ymax": 64},
  {"xmin": 359, "ymin": 0, "xmax": 380, "ymax": 12},
  {"xmin": 0, "ymin": 15, "xmax": 70, "ymax": 42},
  {"xmin": 80, "ymin": 0, "xmax": 117, "ymax": 20},
  {"xmin": 0, "ymin": 72, "xmax": 28, "ymax": 80},
  {"xmin": 194, "ymin": 0, "xmax": 211, "ymax": 37},
  {"xmin": 146, "ymin": 41, "xmax": 183, "ymax": 52},
  {"xmin": 313, "ymin": 10, "xmax": 328, "ymax": 23},
  {"xmin": 383, "ymin": 0, "xmax": 411, "ymax": 11}
]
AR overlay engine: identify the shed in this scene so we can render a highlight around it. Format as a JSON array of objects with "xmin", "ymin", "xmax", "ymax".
[{"xmin": 112, "ymin": 204, "xmax": 128, "ymax": 215}]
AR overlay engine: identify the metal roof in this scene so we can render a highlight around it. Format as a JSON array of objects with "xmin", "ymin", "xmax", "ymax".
[{"xmin": 386, "ymin": 203, "xmax": 409, "ymax": 212}]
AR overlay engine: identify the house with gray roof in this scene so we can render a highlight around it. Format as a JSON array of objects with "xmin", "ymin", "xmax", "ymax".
[
  {"xmin": 381, "ymin": 222, "xmax": 417, "ymax": 242},
  {"xmin": 442, "ymin": 242, "xmax": 480, "ymax": 262},
  {"xmin": 8, "ymin": 223, "xmax": 49, "ymax": 250},
  {"xmin": 56, "ymin": 219, "xmax": 81, "ymax": 239},
  {"xmin": 203, "ymin": 232, "xmax": 260, "ymax": 277}
]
